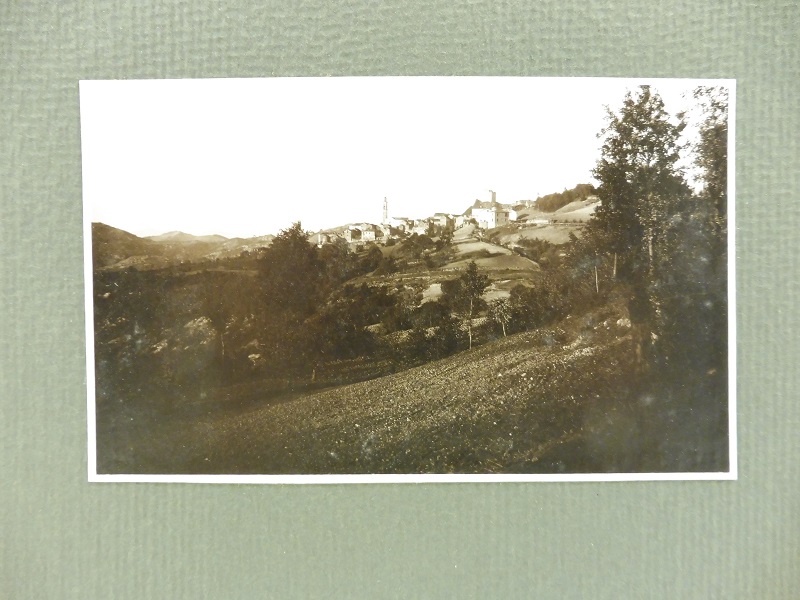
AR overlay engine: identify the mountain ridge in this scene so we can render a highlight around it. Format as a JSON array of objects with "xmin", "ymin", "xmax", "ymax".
[{"xmin": 92, "ymin": 222, "xmax": 274, "ymax": 270}]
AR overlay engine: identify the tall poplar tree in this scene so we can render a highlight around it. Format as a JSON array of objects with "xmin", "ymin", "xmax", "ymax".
[
  {"xmin": 592, "ymin": 86, "xmax": 690, "ymax": 287},
  {"xmin": 591, "ymin": 86, "xmax": 692, "ymax": 369}
]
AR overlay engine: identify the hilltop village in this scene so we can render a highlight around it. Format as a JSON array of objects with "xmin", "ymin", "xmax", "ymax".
[{"xmin": 315, "ymin": 190, "xmax": 560, "ymax": 248}]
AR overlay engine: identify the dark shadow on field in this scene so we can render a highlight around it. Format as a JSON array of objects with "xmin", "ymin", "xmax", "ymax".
[
  {"xmin": 95, "ymin": 379, "xmax": 339, "ymax": 474},
  {"xmin": 521, "ymin": 369, "xmax": 729, "ymax": 474}
]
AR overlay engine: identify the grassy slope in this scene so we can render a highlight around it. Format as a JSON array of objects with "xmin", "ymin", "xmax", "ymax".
[
  {"xmin": 96, "ymin": 302, "xmax": 728, "ymax": 476},
  {"xmin": 447, "ymin": 236, "xmax": 538, "ymax": 271}
]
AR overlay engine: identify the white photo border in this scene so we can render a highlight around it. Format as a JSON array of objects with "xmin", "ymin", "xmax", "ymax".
[{"xmin": 81, "ymin": 76, "xmax": 737, "ymax": 483}]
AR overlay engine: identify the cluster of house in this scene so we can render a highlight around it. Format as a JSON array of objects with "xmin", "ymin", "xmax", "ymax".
[
  {"xmin": 316, "ymin": 192, "xmax": 525, "ymax": 248},
  {"xmin": 318, "ymin": 214, "xmax": 458, "ymax": 246}
]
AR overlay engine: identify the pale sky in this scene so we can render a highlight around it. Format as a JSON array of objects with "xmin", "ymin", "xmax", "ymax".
[{"xmin": 79, "ymin": 77, "xmax": 726, "ymax": 239}]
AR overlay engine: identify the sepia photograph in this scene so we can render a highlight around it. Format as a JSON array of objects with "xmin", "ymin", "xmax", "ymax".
[{"xmin": 80, "ymin": 77, "xmax": 735, "ymax": 481}]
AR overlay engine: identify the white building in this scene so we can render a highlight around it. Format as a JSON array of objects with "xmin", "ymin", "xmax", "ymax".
[
  {"xmin": 468, "ymin": 191, "xmax": 519, "ymax": 229},
  {"xmin": 471, "ymin": 206, "xmax": 514, "ymax": 229}
]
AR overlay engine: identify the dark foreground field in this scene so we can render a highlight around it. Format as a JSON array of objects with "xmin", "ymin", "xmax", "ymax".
[{"xmin": 96, "ymin": 308, "xmax": 728, "ymax": 475}]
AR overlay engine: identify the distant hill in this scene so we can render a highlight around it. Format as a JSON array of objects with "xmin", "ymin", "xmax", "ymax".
[
  {"xmin": 146, "ymin": 231, "xmax": 229, "ymax": 244},
  {"xmin": 211, "ymin": 234, "xmax": 275, "ymax": 259},
  {"xmin": 92, "ymin": 223, "xmax": 162, "ymax": 268},
  {"xmin": 92, "ymin": 223, "xmax": 274, "ymax": 270}
]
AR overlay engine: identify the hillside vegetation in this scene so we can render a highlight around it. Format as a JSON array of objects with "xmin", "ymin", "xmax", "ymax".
[
  {"xmin": 534, "ymin": 183, "xmax": 595, "ymax": 212},
  {"xmin": 97, "ymin": 298, "xmax": 727, "ymax": 475},
  {"xmin": 93, "ymin": 212, "xmax": 727, "ymax": 475}
]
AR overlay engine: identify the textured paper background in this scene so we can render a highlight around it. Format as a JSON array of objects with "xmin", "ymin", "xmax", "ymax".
[{"xmin": 1, "ymin": 1, "xmax": 797, "ymax": 597}]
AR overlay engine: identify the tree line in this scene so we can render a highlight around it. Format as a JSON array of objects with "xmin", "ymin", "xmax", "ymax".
[{"xmin": 535, "ymin": 183, "xmax": 596, "ymax": 212}]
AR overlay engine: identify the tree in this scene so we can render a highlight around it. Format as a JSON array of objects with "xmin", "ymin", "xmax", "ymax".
[
  {"xmin": 255, "ymin": 222, "xmax": 324, "ymax": 377},
  {"xmin": 591, "ymin": 86, "xmax": 693, "ymax": 371},
  {"xmin": 649, "ymin": 86, "xmax": 729, "ymax": 373},
  {"xmin": 429, "ymin": 314, "xmax": 462, "ymax": 358},
  {"xmin": 318, "ymin": 237, "xmax": 355, "ymax": 285},
  {"xmin": 535, "ymin": 183, "xmax": 595, "ymax": 212},
  {"xmin": 488, "ymin": 298, "xmax": 512, "ymax": 337},
  {"xmin": 442, "ymin": 261, "xmax": 490, "ymax": 349},
  {"xmin": 357, "ymin": 244, "xmax": 384, "ymax": 275},
  {"xmin": 507, "ymin": 276, "xmax": 567, "ymax": 332},
  {"xmin": 382, "ymin": 285, "xmax": 420, "ymax": 333},
  {"xmin": 693, "ymin": 86, "xmax": 728, "ymax": 254},
  {"xmin": 648, "ymin": 87, "xmax": 729, "ymax": 374},
  {"xmin": 258, "ymin": 222, "xmax": 323, "ymax": 318},
  {"xmin": 437, "ymin": 226, "xmax": 454, "ymax": 248},
  {"xmin": 592, "ymin": 86, "xmax": 690, "ymax": 286}
]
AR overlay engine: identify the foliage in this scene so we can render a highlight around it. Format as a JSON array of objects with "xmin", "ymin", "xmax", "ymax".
[
  {"xmin": 318, "ymin": 238, "xmax": 388, "ymax": 284},
  {"xmin": 258, "ymin": 222, "xmax": 323, "ymax": 317},
  {"xmin": 401, "ymin": 300, "xmax": 464, "ymax": 361},
  {"xmin": 650, "ymin": 87, "xmax": 728, "ymax": 372},
  {"xmin": 461, "ymin": 261, "xmax": 491, "ymax": 307},
  {"xmin": 358, "ymin": 244, "xmax": 384, "ymax": 274},
  {"xmin": 591, "ymin": 86, "xmax": 690, "ymax": 285},
  {"xmin": 488, "ymin": 298, "xmax": 512, "ymax": 336},
  {"xmin": 302, "ymin": 304, "xmax": 378, "ymax": 363},
  {"xmin": 397, "ymin": 233, "xmax": 435, "ymax": 259},
  {"xmin": 372, "ymin": 256, "xmax": 398, "ymax": 276},
  {"xmin": 513, "ymin": 238, "xmax": 562, "ymax": 269},
  {"xmin": 249, "ymin": 225, "xmax": 401, "ymax": 375},
  {"xmin": 337, "ymin": 283, "xmax": 396, "ymax": 326},
  {"xmin": 536, "ymin": 183, "xmax": 595, "ymax": 212},
  {"xmin": 508, "ymin": 280, "xmax": 563, "ymax": 332},
  {"xmin": 693, "ymin": 86, "xmax": 729, "ymax": 252},
  {"xmin": 411, "ymin": 300, "xmax": 451, "ymax": 330},
  {"xmin": 441, "ymin": 261, "xmax": 490, "ymax": 349},
  {"xmin": 437, "ymin": 226, "xmax": 454, "ymax": 247},
  {"xmin": 588, "ymin": 85, "xmax": 728, "ymax": 373},
  {"xmin": 381, "ymin": 286, "xmax": 421, "ymax": 333},
  {"xmin": 427, "ymin": 314, "xmax": 463, "ymax": 358},
  {"xmin": 318, "ymin": 237, "xmax": 357, "ymax": 284}
]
